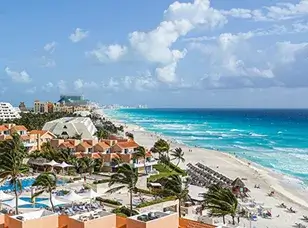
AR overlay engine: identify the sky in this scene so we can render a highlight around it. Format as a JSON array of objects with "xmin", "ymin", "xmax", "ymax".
[{"xmin": 1, "ymin": 0, "xmax": 308, "ymax": 108}]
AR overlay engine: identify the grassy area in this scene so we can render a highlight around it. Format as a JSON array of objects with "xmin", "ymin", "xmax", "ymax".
[
  {"xmin": 136, "ymin": 196, "xmax": 177, "ymax": 208},
  {"xmin": 147, "ymin": 163, "xmax": 186, "ymax": 182}
]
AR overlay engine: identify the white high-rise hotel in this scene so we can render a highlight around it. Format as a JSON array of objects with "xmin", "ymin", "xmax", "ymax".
[{"xmin": 0, "ymin": 102, "xmax": 21, "ymax": 120}]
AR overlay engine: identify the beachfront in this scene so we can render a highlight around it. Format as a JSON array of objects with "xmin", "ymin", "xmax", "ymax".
[{"xmin": 107, "ymin": 111, "xmax": 308, "ymax": 228}]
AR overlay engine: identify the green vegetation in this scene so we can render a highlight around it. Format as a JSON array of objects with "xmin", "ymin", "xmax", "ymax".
[
  {"xmin": 0, "ymin": 112, "xmax": 74, "ymax": 130},
  {"xmin": 93, "ymin": 179, "xmax": 110, "ymax": 184},
  {"xmin": 96, "ymin": 198, "xmax": 122, "ymax": 206},
  {"xmin": 112, "ymin": 206, "xmax": 139, "ymax": 217},
  {"xmin": 147, "ymin": 163, "xmax": 186, "ymax": 182},
  {"xmin": 31, "ymin": 172, "xmax": 57, "ymax": 211},
  {"xmin": 171, "ymin": 147, "xmax": 185, "ymax": 166},
  {"xmin": 0, "ymin": 133, "xmax": 28, "ymax": 214},
  {"xmin": 107, "ymin": 164, "xmax": 138, "ymax": 216},
  {"xmin": 136, "ymin": 196, "xmax": 177, "ymax": 208},
  {"xmin": 203, "ymin": 184, "xmax": 239, "ymax": 225},
  {"xmin": 133, "ymin": 146, "xmax": 147, "ymax": 174}
]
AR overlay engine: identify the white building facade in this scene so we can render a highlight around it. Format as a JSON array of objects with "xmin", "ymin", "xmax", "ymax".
[
  {"xmin": 0, "ymin": 102, "xmax": 21, "ymax": 120},
  {"xmin": 42, "ymin": 117, "xmax": 97, "ymax": 139}
]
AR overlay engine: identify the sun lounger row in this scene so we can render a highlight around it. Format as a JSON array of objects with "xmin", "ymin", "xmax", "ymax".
[{"xmin": 195, "ymin": 162, "xmax": 233, "ymax": 184}]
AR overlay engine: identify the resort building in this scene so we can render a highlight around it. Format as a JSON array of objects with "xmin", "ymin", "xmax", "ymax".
[
  {"xmin": 0, "ymin": 102, "xmax": 21, "ymax": 120},
  {"xmin": 50, "ymin": 137, "xmax": 157, "ymax": 173},
  {"xmin": 0, "ymin": 209, "xmax": 215, "ymax": 228},
  {"xmin": 8, "ymin": 210, "xmax": 58, "ymax": 228},
  {"xmin": 127, "ymin": 211, "xmax": 179, "ymax": 228},
  {"xmin": 42, "ymin": 117, "xmax": 97, "ymax": 139},
  {"xmin": 0, "ymin": 124, "xmax": 56, "ymax": 152},
  {"xmin": 34, "ymin": 100, "xmax": 57, "ymax": 113},
  {"xmin": 18, "ymin": 102, "xmax": 28, "ymax": 112}
]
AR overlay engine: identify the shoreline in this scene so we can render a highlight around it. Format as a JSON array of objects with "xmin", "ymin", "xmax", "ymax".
[
  {"xmin": 99, "ymin": 108, "xmax": 308, "ymax": 227},
  {"xmin": 103, "ymin": 109, "xmax": 308, "ymax": 204}
]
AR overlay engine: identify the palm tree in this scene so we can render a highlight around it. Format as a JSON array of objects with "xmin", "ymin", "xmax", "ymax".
[
  {"xmin": 0, "ymin": 133, "xmax": 28, "ymax": 214},
  {"xmin": 31, "ymin": 172, "xmax": 57, "ymax": 211},
  {"xmin": 152, "ymin": 139, "xmax": 170, "ymax": 160},
  {"xmin": 203, "ymin": 185, "xmax": 238, "ymax": 225},
  {"xmin": 94, "ymin": 129, "xmax": 109, "ymax": 141},
  {"xmin": 162, "ymin": 174, "xmax": 189, "ymax": 217},
  {"xmin": 134, "ymin": 146, "xmax": 148, "ymax": 174},
  {"xmin": 171, "ymin": 147, "xmax": 185, "ymax": 166},
  {"xmin": 107, "ymin": 164, "xmax": 138, "ymax": 216}
]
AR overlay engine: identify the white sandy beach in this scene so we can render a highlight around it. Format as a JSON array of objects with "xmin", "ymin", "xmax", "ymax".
[{"xmin": 104, "ymin": 111, "xmax": 308, "ymax": 228}]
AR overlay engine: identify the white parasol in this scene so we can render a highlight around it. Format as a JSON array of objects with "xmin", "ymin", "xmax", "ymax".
[
  {"xmin": 54, "ymin": 161, "xmax": 73, "ymax": 169},
  {"xmin": 61, "ymin": 191, "xmax": 83, "ymax": 202},
  {"xmin": 3, "ymin": 197, "xmax": 29, "ymax": 208},
  {"xmin": 43, "ymin": 160, "xmax": 60, "ymax": 167},
  {"xmin": 81, "ymin": 189, "xmax": 100, "ymax": 199},
  {"xmin": 40, "ymin": 195, "xmax": 67, "ymax": 207},
  {"xmin": 0, "ymin": 191, "xmax": 14, "ymax": 201}
]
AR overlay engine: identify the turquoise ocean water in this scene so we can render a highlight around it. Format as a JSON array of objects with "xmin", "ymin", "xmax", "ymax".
[{"xmin": 105, "ymin": 108, "xmax": 308, "ymax": 184}]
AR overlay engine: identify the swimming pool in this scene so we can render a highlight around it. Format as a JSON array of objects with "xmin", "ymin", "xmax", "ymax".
[
  {"xmin": 0, "ymin": 177, "xmax": 66, "ymax": 191},
  {"xmin": 18, "ymin": 197, "xmax": 49, "ymax": 209}
]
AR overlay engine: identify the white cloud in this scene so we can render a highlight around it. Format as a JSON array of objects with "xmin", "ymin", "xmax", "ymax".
[
  {"xmin": 69, "ymin": 28, "xmax": 89, "ymax": 43},
  {"xmin": 42, "ymin": 82, "xmax": 54, "ymax": 92},
  {"xmin": 41, "ymin": 56, "xmax": 56, "ymax": 68},
  {"xmin": 4, "ymin": 67, "xmax": 31, "ymax": 83},
  {"xmin": 275, "ymin": 41, "xmax": 308, "ymax": 63},
  {"xmin": 44, "ymin": 41, "xmax": 57, "ymax": 53},
  {"xmin": 74, "ymin": 79, "xmax": 98, "ymax": 90},
  {"xmin": 223, "ymin": 0, "xmax": 308, "ymax": 21},
  {"xmin": 57, "ymin": 80, "xmax": 67, "ymax": 92},
  {"xmin": 26, "ymin": 87, "xmax": 37, "ymax": 94},
  {"xmin": 87, "ymin": 44, "xmax": 127, "ymax": 62},
  {"xmin": 129, "ymin": 0, "xmax": 226, "ymax": 83}
]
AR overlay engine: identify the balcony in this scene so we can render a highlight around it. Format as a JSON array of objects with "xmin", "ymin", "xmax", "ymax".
[{"xmin": 132, "ymin": 160, "xmax": 157, "ymax": 168}]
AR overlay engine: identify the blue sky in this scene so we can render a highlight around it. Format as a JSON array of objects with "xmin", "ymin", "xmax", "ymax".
[{"xmin": 1, "ymin": 0, "xmax": 308, "ymax": 108}]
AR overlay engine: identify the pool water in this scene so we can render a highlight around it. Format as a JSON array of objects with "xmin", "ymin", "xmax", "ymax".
[
  {"xmin": 19, "ymin": 197, "xmax": 49, "ymax": 209},
  {"xmin": 0, "ymin": 177, "xmax": 66, "ymax": 191}
]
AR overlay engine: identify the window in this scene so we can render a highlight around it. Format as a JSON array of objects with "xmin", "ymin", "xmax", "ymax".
[
  {"xmin": 63, "ymin": 125, "xmax": 67, "ymax": 129},
  {"xmin": 124, "ymin": 149, "xmax": 128, "ymax": 154}
]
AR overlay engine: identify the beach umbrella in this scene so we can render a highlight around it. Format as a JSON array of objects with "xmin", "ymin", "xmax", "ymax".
[
  {"xmin": 81, "ymin": 189, "xmax": 100, "ymax": 199},
  {"xmin": 54, "ymin": 161, "xmax": 73, "ymax": 169},
  {"xmin": 61, "ymin": 191, "xmax": 83, "ymax": 202},
  {"xmin": 0, "ymin": 191, "xmax": 14, "ymax": 201},
  {"xmin": 40, "ymin": 195, "xmax": 67, "ymax": 207},
  {"xmin": 43, "ymin": 160, "xmax": 60, "ymax": 166},
  {"xmin": 3, "ymin": 197, "xmax": 29, "ymax": 208}
]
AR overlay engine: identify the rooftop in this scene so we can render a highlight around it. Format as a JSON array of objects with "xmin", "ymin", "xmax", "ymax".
[
  {"xmin": 130, "ymin": 211, "xmax": 170, "ymax": 223},
  {"xmin": 70, "ymin": 210, "xmax": 113, "ymax": 222},
  {"xmin": 11, "ymin": 210, "xmax": 55, "ymax": 221},
  {"xmin": 47, "ymin": 117, "xmax": 91, "ymax": 124}
]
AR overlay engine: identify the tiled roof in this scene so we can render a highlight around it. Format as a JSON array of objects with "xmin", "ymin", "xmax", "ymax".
[
  {"xmin": 91, "ymin": 153, "xmax": 101, "ymax": 159},
  {"xmin": 29, "ymin": 130, "xmax": 48, "ymax": 136},
  {"xmin": 179, "ymin": 218, "xmax": 216, "ymax": 228},
  {"xmin": 11, "ymin": 125, "xmax": 28, "ymax": 131},
  {"xmin": 0, "ymin": 125, "xmax": 8, "ymax": 131},
  {"xmin": 59, "ymin": 141, "xmax": 75, "ymax": 149},
  {"xmin": 96, "ymin": 141, "xmax": 110, "ymax": 149},
  {"xmin": 116, "ymin": 141, "xmax": 139, "ymax": 149},
  {"xmin": 74, "ymin": 152, "xmax": 83, "ymax": 158},
  {"xmin": 79, "ymin": 141, "xmax": 92, "ymax": 148}
]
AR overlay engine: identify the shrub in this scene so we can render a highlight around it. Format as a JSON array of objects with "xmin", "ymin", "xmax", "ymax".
[
  {"xmin": 168, "ymin": 162, "xmax": 187, "ymax": 176},
  {"xmin": 112, "ymin": 206, "xmax": 138, "ymax": 217},
  {"xmin": 96, "ymin": 198, "xmax": 122, "ymax": 206},
  {"xmin": 136, "ymin": 196, "xmax": 177, "ymax": 208},
  {"xmin": 93, "ymin": 179, "xmax": 110, "ymax": 184}
]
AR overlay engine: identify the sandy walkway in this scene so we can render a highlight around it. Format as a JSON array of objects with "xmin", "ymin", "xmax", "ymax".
[{"xmin": 105, "ymin": 113, "xmax": 308, "ymax": 228}]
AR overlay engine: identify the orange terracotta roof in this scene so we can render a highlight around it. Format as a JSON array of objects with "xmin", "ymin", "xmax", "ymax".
[
  {"xmin": 29, "ymin": 130, "xmax": 48, "ymax": 136},
  {"xmin": 116, "ymin": 141, "xmax": 139, "ymax": 149},
  {"xmin": 79, "ymin": 141, "xmax": 92, "ymax": 148},
  {"xmin": 11, "ymin": 125, "xmax": 27, "ymax": 131},
  {"xmin": 74, "ymin": 152, "xmax": 83, "ymax": 159},
  {"xmin": 59, "ymin": 141, "xmax": 75, "ymax": 149},
  {"xmin": 111, "ymin": 153, "xmax": 120, "ymax": 159},
  {"xmin": 0, "ymin": 125, "xmax": 8, "ymax": 131},
  {"xmin": 179, "ymin": 218, "xmax": 216, "ymax": 228},
  {"xmin": 20, "ymin": 135, "xmax": 30, "ymax": 140},
  {"xmin": 91, "ymin": 153, "xmax": 101, "ymax": 159},
  {"xmin": 96, "ymin": 141, "xmax": 110, "ymax": 149}
]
